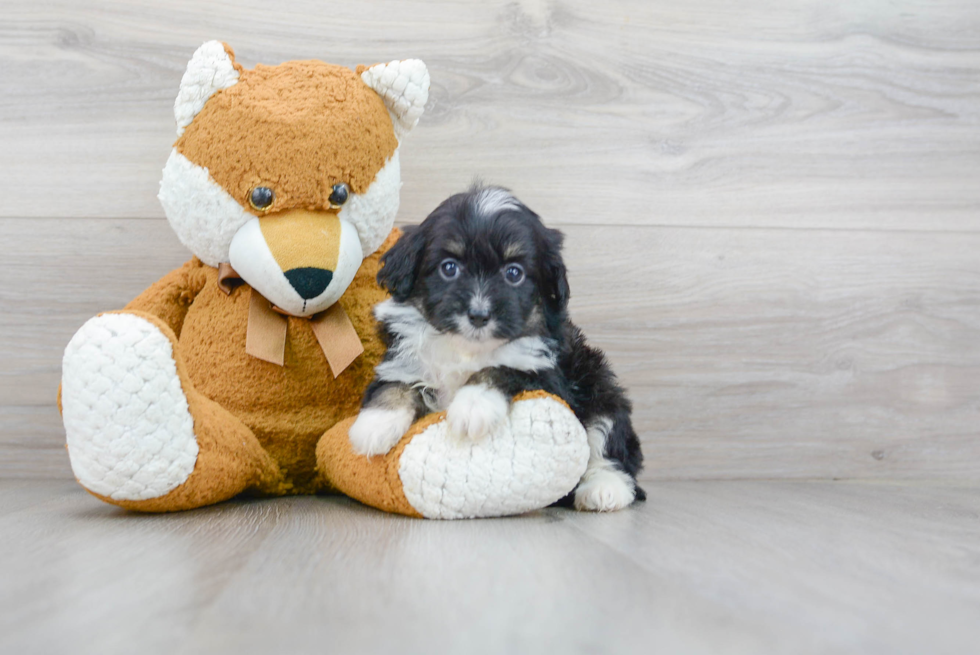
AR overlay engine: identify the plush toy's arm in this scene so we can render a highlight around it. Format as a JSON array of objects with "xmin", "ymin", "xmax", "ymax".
[
  {"xmin": 124, "ymin": 258, "xmax": 209, "ymax": 339},
  {"xmin": 317, "ymin": 391, "xmax": 590, "ymax": 519},
  {"xmin": 58, "ymin": 258, "xmax": 209, "ymax": 414}
]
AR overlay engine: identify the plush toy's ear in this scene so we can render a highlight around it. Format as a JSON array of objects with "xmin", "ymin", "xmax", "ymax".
[
  {"xmin": 174, "ymin": 41, "xmax": 241, "ymax": 136},
  {"xmin": 358, "ymin": 59, "xmax": 430, "ymax": 140},
  {"xmin": 377, "ymin": 226, "xmax": 427, "ymax": 302}
]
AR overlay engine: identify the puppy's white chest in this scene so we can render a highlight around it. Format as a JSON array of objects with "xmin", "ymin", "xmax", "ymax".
[
  {"xmin": 416, "ymin": 335, "xmax": 500, "ymax": 410},
  {"xmin": 373, "ymin": 300, "xmax": 557, "ymax": 411}
]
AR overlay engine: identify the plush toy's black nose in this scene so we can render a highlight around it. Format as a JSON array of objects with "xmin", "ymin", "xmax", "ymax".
[
  {"xmin": 467, "ymin": 308, "xmax": 491, "ymax": 328},
  {"xmin": 284, "ymin": 267, "xmax": 333, "ymax": 300}
]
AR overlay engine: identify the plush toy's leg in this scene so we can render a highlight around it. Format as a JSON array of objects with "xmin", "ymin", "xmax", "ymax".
[
  {"xmin": 61, "ymin": 311, "xmax": 282, "ymax": 512},
  {"xmin": 317, "ymin": 391, "xmax": 590, "ymax": 519}
]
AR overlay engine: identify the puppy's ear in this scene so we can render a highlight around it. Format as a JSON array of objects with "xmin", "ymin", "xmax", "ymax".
[
  {"xmin": 378, "ymin": 226, "xmax": 426, "ymax": 301},
  {"xmin": 540, "ymin": 227, "xmax": 570, "ymax": 313}
]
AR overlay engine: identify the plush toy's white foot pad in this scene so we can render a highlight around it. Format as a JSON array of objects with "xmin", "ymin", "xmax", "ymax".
[
  {"xmin": 398, "ymin": 395, "xmax": 589, "ymax": 519},
  {"xmin": 62, "ymin": 314, "xmax": 198, "ymax": 501}
]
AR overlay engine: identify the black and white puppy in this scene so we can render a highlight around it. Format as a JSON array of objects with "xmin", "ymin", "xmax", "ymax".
[{"xmin": 348, "ymin": 186, "xmax": 645, "ymax": 511}]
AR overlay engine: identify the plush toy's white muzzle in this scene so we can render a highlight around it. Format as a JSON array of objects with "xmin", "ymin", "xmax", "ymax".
[{"xmin": 228, "ymin": 211, "xmax": 363, "ymax": 317}]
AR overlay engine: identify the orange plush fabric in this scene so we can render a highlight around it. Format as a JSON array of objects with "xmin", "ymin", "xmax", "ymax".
[
  {"xmin": 77, "ymin": 231, "xmax": 395, "ymax": 512},
  {"xmin": 176, "ymin": 49, "xmax": 399, "ymax": 214},
  {"xmin": 58, "ymin": 42, "xmax": 429, "ymax": 514},
  {"xmin": 119, "ymin": 231, "xmax": 398, "ymax": 501}
]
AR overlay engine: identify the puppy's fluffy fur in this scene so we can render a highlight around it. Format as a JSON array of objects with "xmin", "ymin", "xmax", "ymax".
[{"xmin": 349, "ymin": 186, "xmax": 644, "ymax": 511}]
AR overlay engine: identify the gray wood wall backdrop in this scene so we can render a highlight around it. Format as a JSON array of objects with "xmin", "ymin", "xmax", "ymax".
[{"xmin": 2, "ymin": 0, "xmax": 978, "ymax": 481}]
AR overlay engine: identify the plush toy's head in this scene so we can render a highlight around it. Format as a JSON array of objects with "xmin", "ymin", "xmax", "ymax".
[{"xmin": 159, "ymin": 41, "xmax": 429, "ymax": 316}]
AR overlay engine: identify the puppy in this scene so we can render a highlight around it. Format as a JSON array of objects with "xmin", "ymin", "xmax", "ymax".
[{"xmin": 348, "ymin": 186, "xmax": 645, "ymax": 511}]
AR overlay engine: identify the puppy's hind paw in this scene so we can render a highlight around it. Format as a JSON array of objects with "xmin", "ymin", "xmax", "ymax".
[
  {"xmin": 349, "ymin": 407, "xmax": 414, "ymax": 456},
  {"xmin": 446, "ymin": 384, "xmax": 509, "ymax": 442},
  {"xmin": 574, "ymin": 467, "xmax": 637, "ymax": 512}
]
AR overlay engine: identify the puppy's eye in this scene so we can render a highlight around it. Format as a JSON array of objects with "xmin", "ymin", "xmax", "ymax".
[
  {"xmin": 329, "ymin": 183, "xmax": 349, "ymax": 207},
  {"xmin": 439, "ymin": 258, "xmax": 460, "ymax": 281},
  {"xmin": 249, "ymin": 186, "xmax": 275, "ymax": 211},
  {"xmin": 503, "ymin": 263, "xmax": 525, "ymax": 286}
]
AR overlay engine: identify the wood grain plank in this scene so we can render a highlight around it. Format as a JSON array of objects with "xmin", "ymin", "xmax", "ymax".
[
  {"xmin": 1, "ymin": 0, "xmax": 978, "ymax": 229},
  {"xmin": 177, "ymin": 495, "xmax": 788, "ymax": 655},
  {"xmin": 0, "ymin": 406, "xmax": 73, "ymax": 480},
  {"xmin": 0, "ymin": 485, "xmax": 285, "ymax": 655},
  {"xmin": 0, "ymin": 477, "xmax": 77, "ymax": 516},
  {"xmin": 3, "ymin": 218, "xmax": 978, "ymax": 480},
  {"xmin": 1, "ymin": 479, "xmax": 977, "ymax": 654},
  {"xmin": 562, "ymin": 480, "xmax": 980, "ymax": 655},
  {"xmin": 565, "ymin": 224, "xmax": 980, "ymax": 481}
]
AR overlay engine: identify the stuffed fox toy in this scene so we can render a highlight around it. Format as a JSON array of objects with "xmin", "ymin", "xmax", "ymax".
[{"xmin": 59, "ymin": 42, "xmax": 589, "ymax": 518}]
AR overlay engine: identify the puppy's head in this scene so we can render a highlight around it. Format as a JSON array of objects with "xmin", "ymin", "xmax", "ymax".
[{"xmin": 378, "ymin": 186, "xmax": 569, "ymax": 341}]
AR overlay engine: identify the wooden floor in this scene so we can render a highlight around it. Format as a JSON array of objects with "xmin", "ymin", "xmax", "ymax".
[
  {"xmin": 2, "ymin": 0, "xmax": 979, "ymax": 652},
  {"xmin": 0, "ymin": 478, "xmax": 977, "ymax": 654}
]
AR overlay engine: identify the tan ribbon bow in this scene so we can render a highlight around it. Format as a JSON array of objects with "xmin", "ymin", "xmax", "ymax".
[{"xmin": 217, "ymin": 263, "xmax": 364, "ymax": 378}]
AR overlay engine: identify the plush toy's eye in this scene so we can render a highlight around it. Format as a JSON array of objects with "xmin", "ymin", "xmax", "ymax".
[
  {"xmin": 503, "ymin": 263, "xmax": 525, "ymax": 286},
  {"xmin": 439, "ymin": 258, "xmax": 460, "ymax": 281},
  {"xmin": 249, "ymin": 186, "xmax": 275, "ymax": 211},
  {"xmin": 329, "ymin": 183, "xmax": 349, "ymax": 207}
]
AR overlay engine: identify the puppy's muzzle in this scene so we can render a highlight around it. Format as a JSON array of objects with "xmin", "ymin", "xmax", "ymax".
[{"xmin": 467, "ymin": 307, "xmax": 491, "ymax": 328}]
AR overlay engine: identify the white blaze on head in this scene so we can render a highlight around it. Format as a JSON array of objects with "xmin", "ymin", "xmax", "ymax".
[{"xmin": 472, "ymin": 187, "xmax": 522, "ymax": 219}]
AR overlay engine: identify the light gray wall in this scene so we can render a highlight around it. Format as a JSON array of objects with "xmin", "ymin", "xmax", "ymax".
[{"xmin": 3, "ymin": 0, "xmax": 978, "ymax": 480}]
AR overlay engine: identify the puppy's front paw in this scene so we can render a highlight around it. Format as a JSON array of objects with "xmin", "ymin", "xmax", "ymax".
[
  {"xmin": 574, "ymin": 467, "xmax": 636, "ymax": 512},
  {"xmin": 446, "ymin": 384, "xmax": 509, "ymax": 442},
  {"xmin": 349, "ymin": 407, "xmax": 415, "ymax": 456}
]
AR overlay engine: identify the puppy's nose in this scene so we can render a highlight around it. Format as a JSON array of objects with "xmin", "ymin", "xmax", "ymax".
[
  {"xmin": 467, "ymin": 308, "xmax": 491, "ymax": 328},
  {"xmin": 284, "ymin": 267, "xmax": 333, "ymax": 299}
]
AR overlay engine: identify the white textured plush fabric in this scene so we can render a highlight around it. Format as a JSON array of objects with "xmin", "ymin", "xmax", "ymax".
[
  {"xmin": 62, "ymin": 314, "xmax": 199, "ymax": 501},
  {"xmin": 160, "ymin": 148, "xmax": 400, "ymax": 267},
  {"xmin": 360, "ymin": 60, "xmax": 430, "ymax": 140},
  {"xmin": 158, "ymin": 149, "xmax": 254, "ymax": 267},
  {"xmin": 338, "ymin": 149, "xmax": 402, "ymax": 257},
  {"xmin": 174, "ymin": 41, "xmax": 240, "ymax": 137},
  {"xmin": 398, "ymin": 395, "xmax": 590, "ymax": 519}
]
